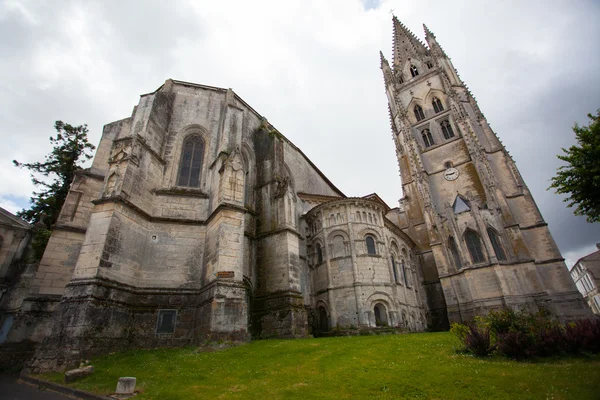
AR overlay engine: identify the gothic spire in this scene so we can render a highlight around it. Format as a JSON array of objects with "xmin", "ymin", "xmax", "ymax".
[
  {"xmin": 423, "ymin": 24, "xmax": 447, "ymax": 58},
  {"xmin": 392, "ymin": 16, "xmax": 428, "ymax": 67}
]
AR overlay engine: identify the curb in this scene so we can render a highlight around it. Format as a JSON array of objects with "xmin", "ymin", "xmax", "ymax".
[{"xmin": 19, "ymin": 374, "xmax": 112, "ymax": 400}]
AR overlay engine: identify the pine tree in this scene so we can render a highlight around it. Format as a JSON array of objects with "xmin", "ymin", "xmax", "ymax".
[
  {"xmin": 549, "ymin": 110, "xmax": 600, "ymax": 223},
  {"xmin": 13, "ymin": 121, "xmax": 95, "ymax": 258}
]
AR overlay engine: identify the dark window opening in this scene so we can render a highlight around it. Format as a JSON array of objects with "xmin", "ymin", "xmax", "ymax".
[
  {"xmin": 441, "ymin": 120, "xmax": 454, "ymax": 139},
  {"xmin": 414, "ymin": 105, "xmax": 425, "ymax": 121},
  {"xmin": 366, "ymin": 236, "xmax": 377, "ymax": 255},
  {"xmin": 156, "ymin": 310, "xmax": 177, "ymax": 334},
  {"xmin": 422, "ymin": 129, "xmax": 434, "ymax": 148},
  {"xmin": 449, "ymin": 237, "xmax": 463, "ymax": 270},
  {"xmin": 392, "ymin": 256, "xmax": 398, "ymax": 283},
  {"xmin": 402, "ymin": 259, "xmax": 408, "ymax": 286},
  {"xmin": 427, "ymin": 61, "xmax": 434, "ymax": 68},
  {"xmin": 318, "ymin": 307, "xmax": 329, "ymax": 333},
  {"xmin": 432, "ymin": 97, "xmax": 444, "ymax": 113},
  {"xmin": 465, "ymin": 230, "xmax": 486, "ymax": 264},
  {"xmin": 316, "ymin": 243, "xmax": 323, "ymax": 263},
  {"xmin": 177, "ymin": 135, "xmax": 204, "ymax": 187},
  {"xmin": 398, "ymin": 74, "xmax": 404, "ymax": 84},
  {"xmin": 410, "ymin": 65, "xmax": 419, "ymax": 77},
  {"xmin": 487, "ymin": 228, "xmax": 507, "ymax": 261},
  {"xmin": 374, "ymin": 303, "xmax": 388, "ymax": 326}
]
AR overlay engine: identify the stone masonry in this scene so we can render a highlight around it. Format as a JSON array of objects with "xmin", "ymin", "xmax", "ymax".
[{"xmin": 0, "ymin": 18, "xmax": 591, "ymax": 373}]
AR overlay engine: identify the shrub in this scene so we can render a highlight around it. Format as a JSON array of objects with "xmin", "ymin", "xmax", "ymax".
[
  {"xmin": 464, "ymin": 324, "xmax": 494, "ymax": 357},
  {"xmin": 534, "ymin": 325, "xmax": 566, "ymax": 357},
  {"xmin": 564, "ymin": 318, "xmax": 600, "ymax": 354},
  {"xmin": 496, "ymin": 330, "xmax": 535, "ymax": 360}
]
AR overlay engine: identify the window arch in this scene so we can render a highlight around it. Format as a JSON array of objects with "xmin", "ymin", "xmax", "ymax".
[
  {"xmin": 365, "ymin": 235, "xmax": 377, "ymax": 255},
  {"xmin": 316, "ymin": 243, "xmax": 323, "ymax": 264},
  {"xmin": 410, "ymin": 65, "xmax": 419, "ymax": 77},
  {"xmin": 487, "ymin": 228, "xmax": 507, "ymax": 261},
  {"xmin": 441, "ymin": 120, "xmax": 454, "ymax": 139},
  {"xmin": 422, "ymin": 129, "xmax": 434, "ymax": 148},
  {"xmin": 448, "ymin": 237, "xmax": 463, "ymax": 270},
  {"xmin": 432, "ymin": 97, "xmax": 444, "ymax": 113},
  {"xmin": 242, "ymin": 153, "xmax": 251, "ymax": 205},
  {"xmin": 464, "ymin": 230, "xmax": 486, "ymax": 264},
  {"xmin": 374, "ymin": 303, "xmax": 388, "ymax": 326},
  {"xmin": 414, "ymin": 105, "xmax": 425, "ymax": 121},
  {"xmin": 177, "ymin": 135, "xmax": 205, "ymax": 187}
]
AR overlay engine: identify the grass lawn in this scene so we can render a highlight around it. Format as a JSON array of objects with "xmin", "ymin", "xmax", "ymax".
[{"xmin": 40, "ymin": 332, "xmax": 600, "ymax": 400}]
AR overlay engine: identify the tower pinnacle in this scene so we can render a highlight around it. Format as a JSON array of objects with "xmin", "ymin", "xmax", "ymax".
[{"xmin": 392, "ymin": 16, "xmax": 428, "ymax": 67}]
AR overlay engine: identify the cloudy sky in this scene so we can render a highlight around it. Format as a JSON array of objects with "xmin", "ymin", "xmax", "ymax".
[{"xmin": 1, "ymin": 0, "xmax": 599, "ymax": 267}]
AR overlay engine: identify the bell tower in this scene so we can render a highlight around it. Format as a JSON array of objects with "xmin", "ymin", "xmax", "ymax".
[{"xmin": 381, "ymin": 17, "xmax": 590, "ymax": 327}]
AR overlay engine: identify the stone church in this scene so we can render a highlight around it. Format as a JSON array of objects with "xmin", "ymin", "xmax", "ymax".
[{"xmin": 0, "ymin": 18, "xmax": 590, "ymax": 372}]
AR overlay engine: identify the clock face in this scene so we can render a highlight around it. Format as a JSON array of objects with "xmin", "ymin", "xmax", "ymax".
[{"xmin": 444, "ymin": 167, "xmax": 459, "ymax": 181}]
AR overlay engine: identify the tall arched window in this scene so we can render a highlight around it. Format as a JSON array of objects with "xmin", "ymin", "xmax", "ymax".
[
  {"xmin": 432, "ymin": 97, "xmax": 444, "ymax": 113},
  {"xmin": 242, "ymin": 154, "xmax": 251, "ymax": 206},
  {"xmin": 441, "ymin": 120, "xmax": 454, "ymax": 139},
  {"xmin": 391, "ymin": 255, "xmax": 399, "ymax": 283},
  {"xmin": 410, "ymin": 65, "xmax": 419, "ymax": 77},
  {"xmin": 422, "ymin": 129, "xmax": 434, "ymax": 148},
  {"xmin": 401, "ymin": 259, "xmax": 408, "ymax": 285},
  {"xmin": 465, "ymin": 230, "xmax": 486, "ymax": 264},
  {"xmin": 487, "ymin": 228, "xmax": 507, "ymax": 261},
  {"xmin": 448, "ymin": 237, "xmax": 463, "ymax": 270},
  {"xmin": 414, "ymin": 105, "xmax": 425, "ymax": 121},
  {"xmin": 316, "ymin": 243, "xmax": 323, "ymax": 264},
  {"xmin": 365, "ymin": 236, "xmax": 377, "ymax": 255},
  {"xmin": 177, "ymin": 135, "xmax": 205, "ymax": 187}
]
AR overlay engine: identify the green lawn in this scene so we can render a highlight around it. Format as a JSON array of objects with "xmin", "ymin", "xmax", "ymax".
[{"xmin": 41, "ymin": 332, "xmax": 600, "ymax": 400}]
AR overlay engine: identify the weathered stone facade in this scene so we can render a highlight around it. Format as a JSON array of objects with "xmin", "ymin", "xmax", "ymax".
[{"xmin": 0, "ymin": 18, "xmax": 591, "ymax": 372}]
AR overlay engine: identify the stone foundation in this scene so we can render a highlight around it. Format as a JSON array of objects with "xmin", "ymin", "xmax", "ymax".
[{"xmin": 26, "ymin": 277, "xmax": 250, "ymax": 373}]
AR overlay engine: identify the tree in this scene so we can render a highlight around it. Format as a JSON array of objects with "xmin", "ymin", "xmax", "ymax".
[
  {"xmin": 14, "ymin": 121, "xmax": 95, "ymax": 258},
  {"xmin": 549, "ymin": 110, "xmax": 600, "ymax": 223}
]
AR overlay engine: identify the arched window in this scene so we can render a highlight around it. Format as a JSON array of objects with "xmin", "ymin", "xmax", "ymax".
[
  {"xmin": 448, "ymin": 237, "xmax": 463, "ymax": 270},
  {"xmin": 398, "ymin": 74, "xmax": 404, "ymax": 84},
  {"xmin": 366, "ymin": 236, "xmax": 377, "ymax": 255},
  {"xmin": 177, "ymin": 135, "xmax": 205, "ymax": 187},
  {"xmin": 487, "ymin": 228, "xmax": 507, "ymax": 261},
  {"xmin": 242, "ymin": 154, "xmax": 251, "ymax": 206},
  {"xmin": 441, "ymin": 120, "xmax": 454, "ymax": 139},
  {"xmin": 356, "ymin": 211, "xmax": 361, "ymax": 222},
  {"xmin": 414, "ymin": 105, "xmax": 425, "ymax": 121},
  {"xmin": 432, "ymin": 97, "xmax": 444, "ymax": 113},
  {"xmin": 465, "ymin": 230, "xmax": 486, "ymax": 264},
  {"xmin": 316, "ymin": 243, "xmax": 323, "ymax": 264},
  {"xmin": 410, "ymin": 65, "xmax": 419, "ymax": 77},
  {"xmin": 422, "ymin": 129, "xmax": 434, "ymax": 148},
  {"xmin": 426, "ymin": 61, "xmax": 434, "ymax": 69},
  {"xmin": 374, "ymin": 303, "xmax": 388, "ymax": 326},
  {"xmin": 391, "ymin": 256, "xmax": 399, "ymax": 283},
  {"xmin": 401, "ymin": 259, "xmax": 408, "ymax": 285}
]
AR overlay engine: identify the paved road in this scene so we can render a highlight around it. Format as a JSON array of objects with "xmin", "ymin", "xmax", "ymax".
[{"xmin": 0, "ymin": 375, "xmax": 72, "ymax": 400}]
